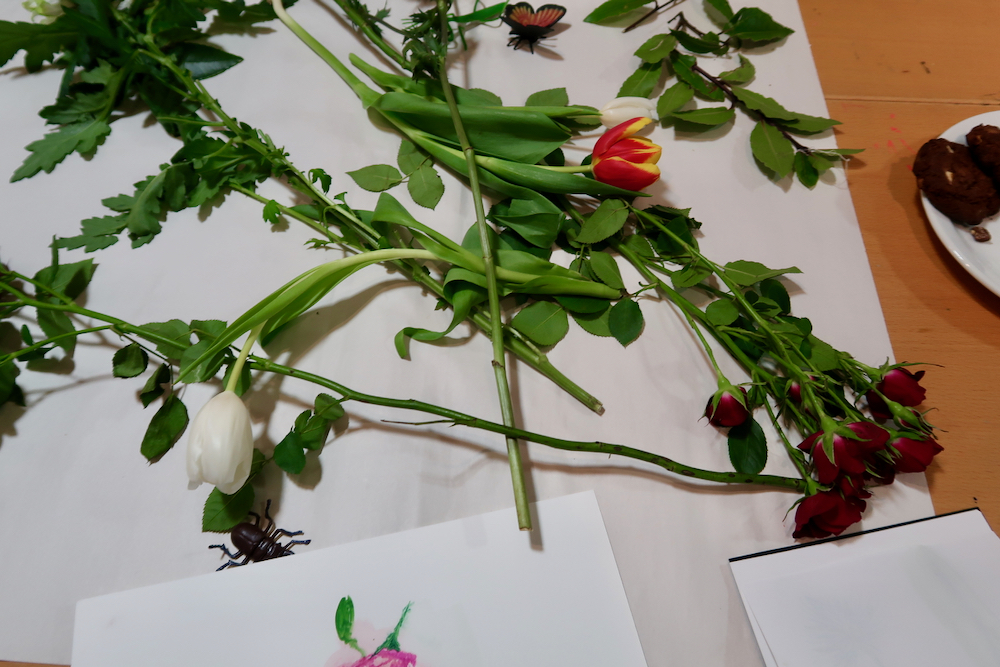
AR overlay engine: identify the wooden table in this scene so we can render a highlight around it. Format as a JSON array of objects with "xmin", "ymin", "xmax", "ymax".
[{"xmin": 5, "ymin": 1, "xmax": 998, "ymax": 665}]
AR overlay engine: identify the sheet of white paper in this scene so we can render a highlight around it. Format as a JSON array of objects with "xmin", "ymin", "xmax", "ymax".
[
  {"xmin": 71, "ymin": 492, "xmax": 648, "ymax": 667},
  {"xmin": 731, "ymin": 511, "xmax": 1000, "ymax": 667},
  {"xmin": 0, "ymin": 0, "xmax": 936, "ymax": 664}
]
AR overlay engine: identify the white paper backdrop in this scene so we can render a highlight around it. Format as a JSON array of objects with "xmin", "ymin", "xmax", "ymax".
[{"xmin": 0, "ymin": 0, "xmax": 934, "ymax": 664}]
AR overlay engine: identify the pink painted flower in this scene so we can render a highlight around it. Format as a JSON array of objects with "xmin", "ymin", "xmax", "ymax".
[{"xmin": 349, "ymin": 650, "xmax": 417, "ymax": 667}]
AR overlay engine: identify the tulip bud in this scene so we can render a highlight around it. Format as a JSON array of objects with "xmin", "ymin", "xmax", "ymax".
[
  {"xmin": 187, "ymin": 390, "xmax": 255, "ymax": 495},
  {"xmin": 591, "ymin": 117, "xmax": 662, "ymax": 191},
  {"xmin": 705, "ymin": 387, "xmax": 750, "ymax": 427},
  {"xmin": 22, "ymin": 0, "xmax": 64, "ymax": 22},
  {"xmin": 600, "ymin": 97, "xmax": 656, "ymax": 128}
]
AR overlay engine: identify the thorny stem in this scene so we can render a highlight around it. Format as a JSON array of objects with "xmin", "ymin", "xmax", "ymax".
[
  {"xmin": 251, "ymin": 355, "xmax": 808, "ymax": 492},
  {"xmin": 436, "ymin": 0, "xmax": 530, "ymax": 530}
]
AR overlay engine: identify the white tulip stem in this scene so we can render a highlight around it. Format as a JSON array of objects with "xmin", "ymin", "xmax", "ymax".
[{"xmin": 226, "ymin": 323, "xmax": 265, "ymax": 393}]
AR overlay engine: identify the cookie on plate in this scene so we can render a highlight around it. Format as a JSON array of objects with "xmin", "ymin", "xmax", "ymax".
[{"xmin": 913, "ymin": 138, "xmax": 1000, "ymax": 225}]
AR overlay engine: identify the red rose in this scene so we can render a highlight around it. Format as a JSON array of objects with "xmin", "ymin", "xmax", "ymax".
[
  {"xmin": 798, "ymin": 421, "xmax": 889, "ymax": 485},
  {"xmin": 705, "ymin": 387, "xmax": 749, "ymax": 427},
  {"xmin": 890, "ymin": 435, "xmax": 944, "ymax": 473},
  {"xmin": 867, "ymin": 368, "xmax": 926, "ymax": 420},
  {"xmin": 793, "ymin": 491, "xmax": 866, "ymax": 539}
]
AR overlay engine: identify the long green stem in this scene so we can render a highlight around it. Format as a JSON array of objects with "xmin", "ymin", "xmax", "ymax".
[
  {"xmin": 325, "ymin": 0, "xmax": 408, "ymax": 69},
  {"xmin": 251, "ymin": 356, "xmax": 807, "ymax": 491},
  {"xmin": 226, "ymin": 324, "xmax": 264, "ymax": 393},
  {"xmin": 436, "ymin": 0, "xmax": 530, "ymax": 530}
]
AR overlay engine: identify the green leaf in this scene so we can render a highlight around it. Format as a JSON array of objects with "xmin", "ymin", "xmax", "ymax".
[
  {"xmin": 672, "ymin": 107, "xmax": 735, "ymax": 127},
  {"xmin": 723, "ymin": 260, "xmax": 801, "ymax": 286},
  {"xmin": 140, "ymin": 363, "xmax": 171, "ymax": 408},
  {"xmin": 201, "ymin": 447, "xmax": 262, "ymax": 533},
  {"xmin": 670, "ymin": 52, "xmax": 724, "ymax": 102},
  {"xmin": 511, "ymin": 301, "xmax": 569, "ymax": 346},
  {"xmin": 0, "ymin": 18, "xmax": 76, "ymax": 72},
  {"xmin": 806, "ymin": 335, "xmax": 841, "ymax": 372},
  {"xmin": 34, "ymin": 259, "xmax": 95, "ymax": 300},
  {"xmin": 635, "ymin": 34, "xmax": 677, "ymax": 64},
  {"xmin": 174, "ymin": 43, "xmax": 243, "ymax": 80},
  {"xmin": 576, "ymin": 199, "xmax": 629, "ymax": 244},
  {"xmin": 749, "ymin": 121, "xmax": 795, "ymax": 179},
  {"xmin": 315, "ymin": 393, "xmax": 346, "ymax": 421},
  {"xmin": 794, "ymin": 151, "xmax": 819, "ymax": 188},
  {"xmin": 584, "ymin": 0, "xmax": 654, "ymax": 23},
  {"xmin": 724, "ymin": 7, "xmax": 793, "ymax": 43},
  {"xmin": 671, "ymin": 30, "xmax": 726, "ymax": 56},
  {"xmin": 140, "ymin": 320, "xmax": 191, "ymax": 359},
  {"xmin": 397, "ymin": 140, "xmax": 429, "ymax": 174},
  {"xmin": 759, "ymin": 278, "xmax": 791, "ymax": 314},
  {"xmin": 587, "ymin": 252, "xmax": 625, "ymax": 290},
  {"xmin": 622, "ymin": 233, "xmax": 655, "ymax": 259},
  {"xmin": 295, "ymin": 410, "xmax": 331, "ymax": 450},
  {"xmin": 526, "ymin": 88, "xmax": 569, "ymax": 107},
  {"xmin": 719, "ymin": 55, "xmax": 755, "ymax": 84},
  {"xmin": 657, "ymin": 82, "xmax": 694, "ymax": 118},
  {"xmin": 730, "ymin": 87, "xmax": 797, "ymax": 121},
  {"xmin": 12, "ymin": 119, "xmax": 111, "ymax": 182},
  {"xmin": 407, "ymin": 163, "xmax": 444, "ymax": 209},
  {"xmin": 309, "ymin": 168, "xmax": 332, "ymax": 193},
  {"xmin": 37, "ymin": 309, "xmax": 76, "ymax": 354},
  {"xmin": 728, "ymin": 418, "xmax": 767, "ymax": 474},
  {"xmin": 179, "ymin": 340, "xmax": 227, "ymax": 384},
  {"xmin": 704, "ymin": 0, "xmax": 734, "ymax": 20},
  {"xmin": 262, "ymin": 199, "xmax": 281, "ymax": 224},
  {"xmin": 140, "ymin": 394, "xmax": 189, "ymax": 461},
  {"xmin": 777, "ymin": 112, "xmax": 841, "ymax": 135},
  {"xmin": 671, "ymin": 263, "xmax": 712, "ymax": 288},
  {"xmin": 554, "ymin": 296, "xmax": 611, "ymax": 314},
  {"xmin": 608, "ymin": 299, "xmax": 643, "ymax": 346},
  {"xmin": 573, "ymin": 307, "xmax": 613, "ymax": 337},
  {"xmin": 618, "ymin": 61, "xmax": 662, "ymax": 99},
  {"xmin": 273, "ymin": 430, "xmax": 306, "ymax": 475},
  {"xmin": 451, "ymin": 1, "xmax": 506, "ymax": 22},
  {"xmin": 705, "ymin": 298, "xmax": 739, "ymax": 325},
  {"xmin": 348, "ymin": 164, "xmax": 402, "ymax": 192},
  {"xmin": 112, "ymin": 343, "xmax": 148, "ymax": 378},
  {"xmin": 0, "ymin": 361, "xmax": 24, "ymax": 407}
]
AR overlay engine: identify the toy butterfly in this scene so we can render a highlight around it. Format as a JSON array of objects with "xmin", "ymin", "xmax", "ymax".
[{"xmin": 502, "ymin": 2, "xmax": 567, "ymax": 53}]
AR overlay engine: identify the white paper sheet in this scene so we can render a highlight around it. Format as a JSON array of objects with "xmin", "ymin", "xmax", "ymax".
[
  {"xmin": 0, "ymin": 0, "xmax": 935, "ymax": 664},
  {"xmin": 731, "ymin": 510, "xmax": 1000, "ymax": 667},
  {"xmin": 72, "ymin": 492, "xmax": 648, "ymax": 667}
]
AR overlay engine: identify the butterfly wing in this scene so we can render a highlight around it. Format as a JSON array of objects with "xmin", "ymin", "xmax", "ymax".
[
  {"xmin": 503, "ymin": 2, "xmax": 537, "ymax": 29},
  {"xmin": 524, "ymin": 4, "xmax": 566, "ymax": 27}
]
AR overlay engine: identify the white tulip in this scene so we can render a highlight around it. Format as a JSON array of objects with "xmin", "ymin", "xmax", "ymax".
[
  {"xmin": 22, "ymin": 0, "xmax": 65, "ymax": 23},
  {"xmin": 600, "ymin": 97, "xmax": 657, "ymax": 128},
  {"xmin": 186, "ymin": 390, "xmax": 254, "ymax": 495}
]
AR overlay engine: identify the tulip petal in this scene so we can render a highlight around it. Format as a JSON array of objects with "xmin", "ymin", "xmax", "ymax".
[
  {"xmin": 601, "ymin": 137, "xmax": 662, "ymax": 165},
  {"xmin": 593, "ymin": 117, "xmax": 654, "ymax": 158},
  {"xmin": 593, "ymin": 157, "xmax": 660, "ymax": 191}
]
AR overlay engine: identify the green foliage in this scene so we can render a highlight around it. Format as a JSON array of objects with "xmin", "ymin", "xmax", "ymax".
[
  {"xmin": 719, "ymin": 55, "xmax": 755, "ymax": 84},
  {"xmin": 573, "ymin": 307, "xmax": 614, "ymax": 337},
  {"xmin": 749, "ymin": 121, "xmax": 795, "ymax": 179},
  {"xmin": 112, "ymin": 343, "xmax": 149, "ymax": 378},
  {"xmin": 588, "ymin": 252, "xmax": 625, "ymax": 290},
  {"xmin": 349, "ymin": 164, "xmax": 403, "ymax": 192},
  {"xmin": 174, "ymin": 43, "xmax": 243, "ymax": 80},
  {"xmin": 618, "ymin": 61, "xmax": 662, "ymax": 99},
  {"xmin": 706, "ymin": 298, "xmax": 739, "ymax": 326},
  {"xmin": 609, "ymin": 299, "xmax": 643, "ymax": 346},
  {"xmin": 576, "ymin": 199, "xmax": 630, "ymax": 245},
  {"xmin": 11, "ymin": 119, "xmax": 111, "ymax": 182},
  {"xmin": 511, "ymin": 301, "xmax": 569, "ymax": 346},
  {"xmin": 672, "ymin": 107, "xmax": 735, "ymax": 128},
  {"xmin": 584, "ymin": 0, "xmax": 653, "ymax": 24},
  {"xmin": 657, "ymin": 82, "xmax": 694, "ymax": 119},
  {"xmin": 723, "ymin": 260, "xmax": 801, "ymax": 286},
  {"xmin": 635, "ymin": 34, "xmax": 677, "ymax": 64},
  {"xmin": 140, "ymin": 363, "xmax": 172, "ymax": 408},
  {"xmin": 724, "ymin": 7, "xmax": 793, "ymax": 43},
  {"xmin": 525, "ymin": 88, "xmax": 569, "ymax": 107},
  {"xmin": 274, "ymin": 431, "xmax": 306, "ymax": 474},
  {"xmin": 407, "ymin": 163, "xmax": 444, "ymax": 209},
  {"xmin": 140, "ymin": 394, "xmax": 189, "ymax": 461},
  {"xmin": 201, "ymin": 450, "xmax": 266, "ymax": 532},
  {"xmin": 0, "ymin": 362, "xmax": 25, "ymax": 407},
  {"xmin": 728, "ymin": 417, "xmax": 767, "ymax": 474}
]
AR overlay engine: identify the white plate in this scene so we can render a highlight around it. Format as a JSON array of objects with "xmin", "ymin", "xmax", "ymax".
[{"xmin": 920, "ymin": 110, "xmax": 1000, "ymax": 297}]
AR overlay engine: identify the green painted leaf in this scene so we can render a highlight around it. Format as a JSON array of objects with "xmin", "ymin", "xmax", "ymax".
[
  {"xmin": 140, "ymin": 363, "xmax": 171, "ymax": 408},
  {"xmin": 618, "ymin": 61, "xmax": 662, "ymax": 99},
  {"xmin": 728, "ymin": 418, "xmax": 767, "ymax": 474},
  {"xmin": 724, "ymin": 260, "xmax": 801, "ymax": 286},
  {"xmin": 657, "ymin": 81, "xmax": 694, "ymax": 118},
  {"xmin": 608, "ymin": 299, "xmax": 643, "ymax": 346},
  {"xmin": 273, "ymin": 430, "xmax": 306, "ymax": 474},
  {"xmin": 140, "ymin": 394, "xmax": 189, "ymax": 461},
  {"xmin": 719, "ymin": 55, "xmax": 755, "ymax": 84},
  {"xmin": 12, "ymin": 119, "xmax": 111, "ymax": 182},
  {"xmin": 573, "ymin": 307, "xmax": 614, "ymax": 337},
  {"xmin": 672, "ymin": 107, "xmax": 735, "ymax": 127},
  {"xmin": 348, "ymin": 164, "xmax": 402, "ymax": 192},
  {"xmin": 635, "ymin": 34, "xmax": 677, "ymax": 63},
  {"xmin": 112, "ymin": 343, "xmax": 149, "ymax": 378},
  {"xmin": 398, "ymin": 139, "xmax": 429, "ymax": 174},
  {"xmin": 705, "ymin": 298, "xmax": 739, "ymax": 325},
  {"xmin": 526, "ymin": 88, "xmax": 568, "ymax": 106},
  {"xmin": 724, "ymin": 7, "xmax": 793, "ymax": 43},
  {"xmin": 315, "ymin": 393, "xmax": 346, "ymax": 421},
  {"xmin": 587, "ymin": 252, "xmax": 625, "ymax": 290},
  {"xmin": 584, "ymin": 0, "xmax": 654, "ymax": 24},
  {"xmin": 576, "ymin": 199, "xmax": 629, "ymax": 244},
  {"xmin": 750, "ymin": 121, "xmax": 795, "ymax": 179},
  {"xmin": 511, "ymin": 301, "xmax": 569, "ymax": 346},
  {"xmin": 794, "ymin": 151, "xmax": 819, "ymax": 188},
  {"xmin": 175, "ymin": 43, "xmax": 243, "ymax": 80},
  {"xmin": 407, "ymin": 163, "xmax": 444, "ymax": 209}
]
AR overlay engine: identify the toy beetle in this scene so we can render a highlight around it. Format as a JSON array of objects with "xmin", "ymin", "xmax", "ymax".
[{"xmin": 209, "ymin": 500, "xmax": 310, "ymax": 571}]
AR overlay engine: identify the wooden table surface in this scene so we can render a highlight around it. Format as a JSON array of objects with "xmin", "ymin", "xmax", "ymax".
[{"xmin": 6, "ymin": 1, "xmax": 998, "ymax": 665}]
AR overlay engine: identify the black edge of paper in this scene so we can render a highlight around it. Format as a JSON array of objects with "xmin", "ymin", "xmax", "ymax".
[{"xmin": 729, "ymin": 507, "xmax": 983, "ymax": 563}]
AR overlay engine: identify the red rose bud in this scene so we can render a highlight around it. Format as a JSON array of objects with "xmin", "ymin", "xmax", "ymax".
[
  {"xmin": 878, "ymin": 367, "xmax": 926, "ymax": 406},
  {"xmin": 798, "ymin": 421, "xmax": 889, "ymax": 485},
  {"xmin": 890, "ymin": 435, "xmax": 943, "ymax": 473},
  {"xmin": 788, "ymin": 381, "xmax": 802, "ymax": 404},
  {"xmin": 837, "ymin": 473, "xmax": 873, "ymax": 499},
  {"xmin": 705, "ymin": 387, "xmax": 749, "ymax": 427},
  {"xmin": 865, "ymin": 391, "xmax": 892, "ymax": 420},
  {"xmin": 793, "ymin": 490, "xmax": 866, "ymax": 539},
  {"xmin": 591, "ymin": 117, "xmax": 662, "ymax": 191}
]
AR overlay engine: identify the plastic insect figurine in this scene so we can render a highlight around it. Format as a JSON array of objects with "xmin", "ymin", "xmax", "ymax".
[
  {"xmin": 502, "ymin": 2, "xmax": 567, "ymax": 53},
  {"xmin": 209, "ymin": 500, "xmax": 310, "ymax": 571}
]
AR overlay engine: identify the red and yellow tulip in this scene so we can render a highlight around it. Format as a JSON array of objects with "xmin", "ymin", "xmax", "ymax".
[{"xmin": 591, "ymin": 117, "xmax": 662, "ymax": 191}]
